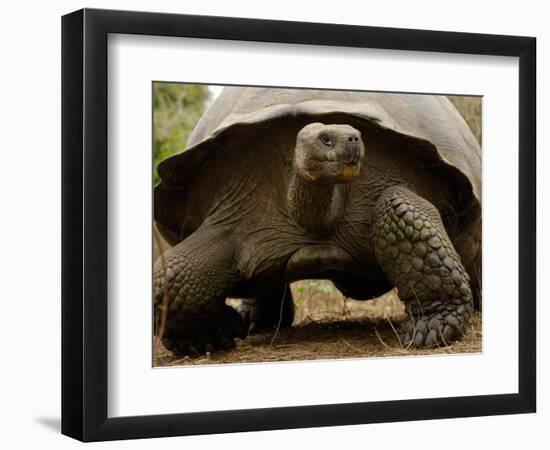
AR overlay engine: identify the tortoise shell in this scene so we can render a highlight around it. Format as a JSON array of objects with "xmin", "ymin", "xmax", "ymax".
[{"xmin": 155, "ymin": 87, "xmax": 481, "ymax": 246}]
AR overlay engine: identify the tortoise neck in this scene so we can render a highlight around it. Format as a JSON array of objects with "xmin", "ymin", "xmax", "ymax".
[{"xmin": 287, "ymin": 168, "xmax": 351, "ymax": 235}]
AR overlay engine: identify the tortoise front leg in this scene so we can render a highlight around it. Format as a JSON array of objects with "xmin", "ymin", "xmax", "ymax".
[
  {"xmin": 373, "ymin": 186, "xmax": 474, "ymax": 347},
  {"xmin": 154, "ymin": 227, "xmax": 245, "ymax": 356}
]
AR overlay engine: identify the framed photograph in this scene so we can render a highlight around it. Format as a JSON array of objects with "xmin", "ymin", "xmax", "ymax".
[{"xmin": 61, "ymin": 8, "xmax": 536, "ymax": 441}]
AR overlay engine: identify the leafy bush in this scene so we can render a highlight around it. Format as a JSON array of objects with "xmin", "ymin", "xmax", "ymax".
[{"xmin": 153, "ymin": 83, "xmax": 211, "ymax": 184}]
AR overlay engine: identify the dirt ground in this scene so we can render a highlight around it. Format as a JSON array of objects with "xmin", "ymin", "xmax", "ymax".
[{"xmin": 154, "ymin": 281, "xmax": 482, "ymax": 367}]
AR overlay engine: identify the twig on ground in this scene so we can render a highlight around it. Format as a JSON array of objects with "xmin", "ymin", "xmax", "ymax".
[
  {"xmin": 342, "ymin": 296, "xmax": 349, "ymax": 320},
  {"xmin": 403, "ymin": 307, "xmax": 417, "ymax": 350},
  {"xmin": 438, "ymin": 328, "xmax": 452, "ymax": 348},
  {"xmin": 337, "ymin": 334, "xmax": 364, "ymax": 353},
  {"xmin": 374, "ymin": 327, "xmax": 403, "ymax": 353},
  {"xmin": 270, "ymin": 284, "xmax": 288, "ymax": 347},
  {"xmin": 385, "ymin": 315, "xmax": 405, "ymax": 350}
]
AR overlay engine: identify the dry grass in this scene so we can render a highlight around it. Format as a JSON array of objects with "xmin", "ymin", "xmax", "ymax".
[{"xmin": 154, "ymin": 281, "xmax": 482, "ymax": 367}]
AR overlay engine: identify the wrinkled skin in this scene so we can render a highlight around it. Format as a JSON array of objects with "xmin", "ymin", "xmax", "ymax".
[{"xmin": 154, "ymin": 117, "xmax": 478, "ymax": 356}]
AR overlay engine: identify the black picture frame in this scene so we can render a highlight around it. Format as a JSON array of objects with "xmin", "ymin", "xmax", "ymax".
[{"xmin": 61, "ymin": 8, "xmax": 536, "ymax": 442}]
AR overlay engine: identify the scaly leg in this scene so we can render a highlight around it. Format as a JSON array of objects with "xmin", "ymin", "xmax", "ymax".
[
  {"xmin": 154, "ymin": 227, "xmax": 245, "ymax": 356},
  {"xmin": 373, "ymin": 186, "xmax": 474, "ymax": 347}
]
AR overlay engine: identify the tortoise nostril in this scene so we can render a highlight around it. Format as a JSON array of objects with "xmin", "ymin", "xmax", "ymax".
[
  {"xmin": 348, "ymin": 136, "xmax": 354, "ymax": 142},
  {"xmin": 354, "ymin": 136, "xmax": 359, "ymax": 142}
]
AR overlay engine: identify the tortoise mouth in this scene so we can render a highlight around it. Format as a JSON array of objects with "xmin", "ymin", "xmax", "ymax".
[{"xmin": 300, "ymin": 159, "xmax": 362, "ymax": 183}]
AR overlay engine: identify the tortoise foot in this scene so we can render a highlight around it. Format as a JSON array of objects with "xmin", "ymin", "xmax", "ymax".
[
  {"xmin": 399, "ymin": 300, "xmax": 473, "ymax": 348},
  {"xmin": 234, "ymin": 300, "xmax": 263, "ymax": 335},
  {"xmin": 234, "ymin": 287, "xmax": 294, "ymax": 335},
  {"xmin": 163, "ymin": 305, "xmax": 246, "ymax": 357}
]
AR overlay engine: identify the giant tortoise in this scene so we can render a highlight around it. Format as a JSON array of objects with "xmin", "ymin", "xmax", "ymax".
[{"xmin": 154, "ymin": 87, "xmax": 481, "ymax": 356}]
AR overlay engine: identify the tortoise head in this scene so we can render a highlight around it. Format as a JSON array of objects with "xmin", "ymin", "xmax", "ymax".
[{"xmin": 294, "ymin": 122, "xmax": 364, "ymax": 184}]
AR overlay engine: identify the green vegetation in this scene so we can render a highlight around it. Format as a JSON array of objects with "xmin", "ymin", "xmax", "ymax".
[{"xmin": 153, "ymin": 83, "xmax": 211, "ymax": 184}]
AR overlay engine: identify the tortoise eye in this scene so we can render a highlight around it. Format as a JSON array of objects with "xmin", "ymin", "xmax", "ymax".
[{"xmin": 319, "ymin": 134, "xmax": 332, "ymax": 147}]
